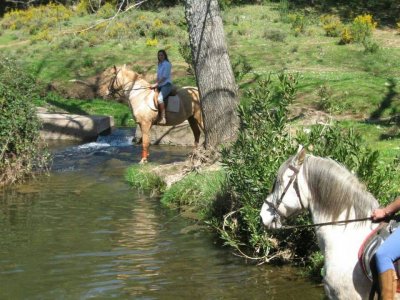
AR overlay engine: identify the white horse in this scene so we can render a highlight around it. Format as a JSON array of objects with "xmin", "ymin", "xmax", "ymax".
[
  {"xmin": 259, "ymin": 147, "xmax": 399, "ymax": 299},
  {"xmin": 104, "ymin": 65, "xmax": 203, "ymax": 164}
]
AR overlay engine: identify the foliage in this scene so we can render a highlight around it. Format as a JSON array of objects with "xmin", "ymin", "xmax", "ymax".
[
  {"xmin": 339, "ymin": 27, "xmax": 353, "ymax": 44},
  {"xmin": 231, "ymin": 54, "xmax": 253, "ymax": 82},
  {"xmin": 220, "ymin": 72, "xmax": 299, "ymax": 256},
  {"xmin": 125, "ymin": 164, "xmax": 166, "ymax": 195},
  {"xmin": 178, "ymin": 38, "xmax": 194, "ymax": 75},
  {"xmin": 320, "ymin": 14, "xmax": 343, "ymax": 37},
  {"xmin": 362, "ymin": 38, "xmax": 380, "ymax": 53},
  {"xmin": 351, "ymin": 14, "xmax": 377, "ymax": 43},
  {"xmin": 263, "ymin": 28, "xmax": 287, "ymax": 42},
  {"xmin": 2, "ymin": 3, "xmax": 72, "ymax": 34},
  {"xmin": 0, "ymin": 56, "xmax": 49, "ymax": 187},
  {"xmin": 220, "ymin": 73, "xmax": 399, "ymax": 264},
  {"xmin": 161, "ymin": 170, "xmax": 226, "ymax": 219},
  {"xmin": 288, "ymin": 13, "xmax": 306, "ymax": 36}
]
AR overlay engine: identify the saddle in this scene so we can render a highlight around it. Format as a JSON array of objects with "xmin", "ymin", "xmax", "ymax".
[
  {"xmin": 358, "ymin": 217, "xmax": 400, "ymax": 295},
  {"xmin": 153, "ymin": 85, "xmax": 178, "ymax": 109}
]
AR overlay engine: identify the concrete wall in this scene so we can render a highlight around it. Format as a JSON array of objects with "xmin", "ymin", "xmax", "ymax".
[{"xmin": 38, "ymin": 112, "xmax": 114, "ymax": 141}]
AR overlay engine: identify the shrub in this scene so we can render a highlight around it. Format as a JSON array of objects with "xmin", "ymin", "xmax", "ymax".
[
  {"xmin": 231, "ymin": 54, "xmax": 253, "ymax": 82},
  {"xmin": 351, "ymin": 14, "xmax": 377, "ymax": 43},
  {"xmin": 96, "ymin": 2, "xmax": 116, "ymax": 18},
  {"xmin": 0, "ymin": 56, "xmax": 49, "ymax": 187},
  {"xmin": 2, "ymin": 3, "xmax": 72, "ymax": 34},
  {"xmin": 320, "ymin": 14, "xmax": 343, "ymax": 37},
  {"xmin": 339, "ymin": 27, "xmax": 353, "ymax": 44},
  {"xmin": 289, "ymin": 13, "xmax": 306, "ymax": 36},
  {"xmin": 146, "ymin": 38, "xmax": 158, "ymax": 47},
  {"xmin": 263, "ymin": 28, "xmax": 287, "ymax": 42},
  {"xmin": 178, "ymin": 38, "xmax": 194, "ymax": 75},
  {"xmin": 363, "ymin": 38, "xmax": 380, "ymax": 53}
]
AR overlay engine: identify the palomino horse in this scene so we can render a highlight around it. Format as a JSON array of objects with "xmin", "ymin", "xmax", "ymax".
[
  {"xmin": 259, "ymin": 147, "xmax": 399, "ymax": 300},
  {"xmin": 105, "ymin": 65, "xmax": 203, "ymax": 163}
]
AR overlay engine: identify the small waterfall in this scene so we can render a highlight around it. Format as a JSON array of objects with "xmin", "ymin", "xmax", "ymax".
[
  {"xmin": 51, "ymin": 128, "xmax": 136, "ymax": 172},
  {"xmin": 95, "ymin": 128, "xmax": 135, "ymax": 147}
]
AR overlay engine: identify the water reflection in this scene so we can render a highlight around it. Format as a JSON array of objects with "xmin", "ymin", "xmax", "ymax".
[{"xmin": 0, "ymin": 141, "xmax": 324, "ymax": 299}]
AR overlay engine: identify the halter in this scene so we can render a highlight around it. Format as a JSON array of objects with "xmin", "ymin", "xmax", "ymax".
[{"xmin": 265, "ymin": 163, "xmax": 305, "ymax": 227}]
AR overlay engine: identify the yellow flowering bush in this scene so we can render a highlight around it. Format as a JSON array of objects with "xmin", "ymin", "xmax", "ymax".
[
  {"xmin": 340, "ymin": 27, "xmax": 353, "ymax": 44},
  {"xmin": 351, "ymin": 14, "xmax": 377, "ymax": 42},
  {"xmin": 2, "ymin": 4, "xmax": 72, "ymax": 34},
  {"xmin": 146, "ymin": 38, "xmax": 158, "ymax": 47},
  {"xmin": 320, "ymin": 14, "xmax": 343, "ymax": 37}
]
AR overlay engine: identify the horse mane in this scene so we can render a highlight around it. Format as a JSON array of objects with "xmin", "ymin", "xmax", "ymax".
[{"xmin": 302, "ymin": 155, "xmax": 379, "ymax": 221}]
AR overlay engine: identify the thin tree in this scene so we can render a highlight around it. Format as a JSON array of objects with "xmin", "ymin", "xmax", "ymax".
[{"xmin": 185, "ymin": 0, "xmax": 239, "ymax": 154}]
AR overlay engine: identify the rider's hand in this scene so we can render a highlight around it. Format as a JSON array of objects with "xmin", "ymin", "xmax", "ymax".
[
  {"xmin": 151, "ymin": 83, "xmax": 158, "ymax": 89},
  {"xmin": 371, "ymin": 208, "xmax": 388, "ymax": 222}
]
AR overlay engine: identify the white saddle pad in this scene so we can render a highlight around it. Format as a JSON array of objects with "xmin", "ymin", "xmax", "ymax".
[{"xmin": 167, "ymin": 95, "xmax": 180, "ymax": 113}]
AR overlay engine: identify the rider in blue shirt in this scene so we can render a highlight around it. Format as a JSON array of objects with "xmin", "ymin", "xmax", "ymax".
[
  {"xmin": 371, "ymin": 195, "xmax": 400, "ymax": 300},
  {"xmin": 151, "ymin": 49, "xmax": 172, "ymax": 125}
]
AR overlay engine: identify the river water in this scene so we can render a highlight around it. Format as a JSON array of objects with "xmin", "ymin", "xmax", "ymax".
[{"xmin": 0, "ymin": 132, "xmax": 324, "ymax": 299}]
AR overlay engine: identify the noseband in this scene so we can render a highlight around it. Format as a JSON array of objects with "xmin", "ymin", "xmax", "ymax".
[
  {"xmin": 265, "ymin": 163, "xmax": 305, "ymax": 226},
  {"xmin": 108, "ymin": 71, "xmax": 124, "ymax": 98}
]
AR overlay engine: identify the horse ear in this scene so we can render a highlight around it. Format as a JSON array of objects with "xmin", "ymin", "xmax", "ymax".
[
  {"xmin": 293, "ymin": 145, "xmax": 306, "ymax": 166},
  {"xmin": 113, "ymin": 65, "xmax": 117, "ymax": 73}
]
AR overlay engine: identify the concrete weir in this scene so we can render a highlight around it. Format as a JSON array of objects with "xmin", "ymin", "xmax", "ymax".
[{"xmin": 38, "ymin": 111, "xmax": 114, "ymax": 141}]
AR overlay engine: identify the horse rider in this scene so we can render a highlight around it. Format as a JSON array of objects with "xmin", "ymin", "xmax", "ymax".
[
  {"xmin": 151, "ymin": 49, "xmax": 172, "ymax": 125},
  {"xmin": 371, "ymin": 195, "xmax": 400, "ymax": 300}
]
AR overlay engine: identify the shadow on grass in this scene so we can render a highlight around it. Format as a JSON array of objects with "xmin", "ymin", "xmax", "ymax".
[
  {"xmin": 46, "ymin": 99, "xmax": 89, "ymax": 115},
  {"xmin": 369, "ymin": 78, "xmax": 397, "ymax": 120}
]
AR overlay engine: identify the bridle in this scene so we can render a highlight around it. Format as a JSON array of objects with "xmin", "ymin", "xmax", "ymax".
[
  {"xmin": 265, "ymin": 163, "xmax": 305, "ymax": 227},
  {"xmin": 107, "ymin": 70, "xmax": 124, "ymax": 98},
  {"xmin": 107, "ymin": 69, "xmax": 149, "ymax": 99}
]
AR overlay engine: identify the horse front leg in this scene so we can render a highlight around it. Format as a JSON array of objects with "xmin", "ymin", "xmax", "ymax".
[{"xmin": 139, "ymin": 122, "xmax": 152, "ymax": 164}]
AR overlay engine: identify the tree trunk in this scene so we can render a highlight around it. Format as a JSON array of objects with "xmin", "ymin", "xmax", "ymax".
[{"xmin": 185, "ymin": 0, "xmax": 239, "ymax": 149}]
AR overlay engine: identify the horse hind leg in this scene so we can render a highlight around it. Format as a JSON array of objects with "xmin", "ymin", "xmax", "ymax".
[{"xmin": 188, "ymin": 116, "xmax": 201, "ymax": 148}]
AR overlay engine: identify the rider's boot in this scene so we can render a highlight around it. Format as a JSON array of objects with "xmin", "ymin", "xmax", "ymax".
[
  {"xmin": 378, "ymin": 269, "xmax": 397, "ymax": 300},
  {"xmin": 158, "ymin": 102, "xmax": 166, "ymax": 125}
]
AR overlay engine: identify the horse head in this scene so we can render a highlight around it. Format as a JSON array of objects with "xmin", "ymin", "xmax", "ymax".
[
  {"xmin": 106, "ymin": 65, "xmax": 139, "ymax": 100},
  {"xmin": 260, "ymin": 146, "xmax": 308, "ymax": 229}
]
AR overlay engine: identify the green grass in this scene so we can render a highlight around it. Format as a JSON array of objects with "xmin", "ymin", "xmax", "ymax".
[
  {"xmin": 34, "ymin": 93, "xmax": 135, "ymax": 127},
  {"xmin": 161, "ymin": 170, "xmax": 226, "ymax": 219},
  {"xmin": 339, "ymin": 120, "xmax": 400, "ymax": 162},
  {"xmin": 125, "ymin": 164, "xmax": 166, "ymax": 194}
]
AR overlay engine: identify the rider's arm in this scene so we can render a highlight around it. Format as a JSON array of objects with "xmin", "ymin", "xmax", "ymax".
[{"xmin": 372, "ymin": 196, "xmax": 400, "ymax": 221}]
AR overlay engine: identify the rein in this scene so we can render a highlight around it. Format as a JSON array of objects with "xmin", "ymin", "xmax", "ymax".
[
  {"xmin": 279, "ymin": 217, "xmax": 373, "ymax": 230},
  {"xmin": 108, "ymin": 69, "xmax": 151, "ymax": 97}
]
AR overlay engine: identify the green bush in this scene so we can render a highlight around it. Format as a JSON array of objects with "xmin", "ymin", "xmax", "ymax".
[{"xmin": 0, "ymin": 56, "xmax": 49, "ymax": 187}]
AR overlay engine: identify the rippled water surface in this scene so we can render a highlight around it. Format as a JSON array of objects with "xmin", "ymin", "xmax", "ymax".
[{"xmin": 0, "ymin": 136, "xmax": 324, "ymax": 299}]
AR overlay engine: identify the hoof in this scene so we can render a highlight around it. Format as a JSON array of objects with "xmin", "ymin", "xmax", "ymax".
[{"xmin": 139, "ymin": 158, "xmax": 148, "ymax": 164}]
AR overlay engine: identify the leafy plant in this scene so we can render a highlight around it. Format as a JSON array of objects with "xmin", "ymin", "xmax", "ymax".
[
  {"xmin": 0, "ymin": 56, "xmax": 50, "ymax": 187},
  {"xmin": 320, "ymin": 14, "xmax": 343, "ymax": 37}
]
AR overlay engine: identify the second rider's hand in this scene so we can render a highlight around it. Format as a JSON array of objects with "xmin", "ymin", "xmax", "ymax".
[{"xmin": 371, "ymin": 208, "xmax": 388, "ymax": 222}]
